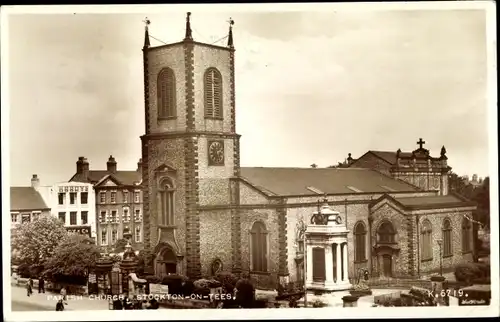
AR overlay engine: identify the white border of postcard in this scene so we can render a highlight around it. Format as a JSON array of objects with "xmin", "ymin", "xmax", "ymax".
[{"xmin": 1, "ymin": 1, "xmax": 498, "ymax": 321}]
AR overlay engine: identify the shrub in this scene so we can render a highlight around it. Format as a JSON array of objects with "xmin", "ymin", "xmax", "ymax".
[
  {"xmin": 472, "ymin": 277, "xmax": 491, "ymax": 285},
  {"xmin": 161, "ymin": 274, "xmax": 187, "ymax": 295},
  {"xmin": 182, "ymin": 280, "xmax": 195, "ymax": 296},
  {"xmin": 454, "ymin": 263, "xmax": 480, "ymax": 283},
  {"xmin": 17, "ymin": 263, "xmax": 32, "ymax": 278},
  {"xmin": 144, "ymin": 275, "xmax": 161, "ymax": 284},
  {"xmin": 454, "ymin": 263, "xmax": 490, "ymax": 283},
  {"xmin": 312, "ymin": 299, "xmax": 327, "ymax": 308},
  {"xmin": 214, "ymin": 272, "xmax": 238, "ymax": 293},
  {"xmin": 352, "ymin": 281, "xmax": 371, "ymax": 292},
  {"xmin": 235, "ymin": 278, "xmax": 255, "ymax": 308},
  {"xmin": 474, "ymin": 262, "xmax": 490, "ymax": 278}
]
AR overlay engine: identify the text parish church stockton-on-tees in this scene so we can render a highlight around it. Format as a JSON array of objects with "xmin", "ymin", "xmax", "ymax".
[{"xmin": 78, "ymin": 13, "xmax": 477, "ymax": 288}]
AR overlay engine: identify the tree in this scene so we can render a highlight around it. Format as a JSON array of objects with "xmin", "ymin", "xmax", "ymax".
[
  {"xmin": 136, "ymin": 249, "xmax": 155, "ymax": 276},
  {"xmin": 448, "ymin": 171, "xmax": 469, "ymax": 196},
  {"xmin": 43, "ymin": 233, "xmax": 101, "ymax": 279},
  {"xmin": 112, "ymin": 238, "xmax": 129, "ymax": 253},
  {"xmin": 11, "ymin": 214, "xmax": 68, "ymax": 267}
]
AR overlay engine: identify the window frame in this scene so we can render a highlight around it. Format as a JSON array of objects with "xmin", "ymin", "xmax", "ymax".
[
  {"xmin": 354, "ymin": 221, "xmax": 367, "ymax": 263},
  {"xmin": 157, "ymin": 68, "xmax": 177, "ymax": 119},
  {"xmin": 442, "ymin": 218, "xmax": 453, "ymax": 257},
  {"xmin": 420, "ymin": 220, "xmax": 433, "ymax": 261},
  {"xmin": 203, "ymin": 67, "xmax": 223, "ymax": 119},
  {"xmin": 249, "ymin": 221, "xmax": 269, "ymax": 273}
]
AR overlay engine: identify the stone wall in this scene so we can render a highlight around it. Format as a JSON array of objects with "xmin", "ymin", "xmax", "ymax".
[
  {"xmin": 192, "ymin": 45, "xmax": 232, "ymax": 133},
  {"xmin": 144, "ymin": 138, "xmax": 187, "ymax": 258},
  {"xmin": 286, "ymin": 202, "xmax": 371, "ymax": 282},
  {"xmin": 370, "ymin": 201, "xmax": 411, "ymax": 278},
  {"xmin": 417, "ymin": 209, "xmax": 474, "ymax": 274},
  {"xmin": 147, "ymin": 44, "xmax": 186, "ymax": 133},
  {"xmin": 393, "ymin": 172, "xmax": 443, "ymax": 194},
  {"xmin": 238, "ymin": 181, "xmax": 270, "ymax": 205},
  {"xmin": 240, "ymin": 209, "xmax": 280, "ymax": 289},
  {"xmin": 199, "ymin": 209, "xmax": 233, "ymax": 277}
]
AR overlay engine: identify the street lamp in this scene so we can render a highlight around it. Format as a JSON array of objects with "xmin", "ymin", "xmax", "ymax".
[{"xmin": 436, "ymin": 239, "xmax": 443, "ymax": 276}]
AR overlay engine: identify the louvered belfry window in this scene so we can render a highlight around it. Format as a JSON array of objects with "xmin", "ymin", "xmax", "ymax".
[
  {"xmin": 204, "ymin": 68, "xmax": 223, "ymax": 119},
  {"xmin": 157, "ymin": 68, "xmax": 176, "ymax": 118}
]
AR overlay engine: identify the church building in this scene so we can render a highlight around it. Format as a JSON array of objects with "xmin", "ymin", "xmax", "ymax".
[{"xmin": 140, "ymin": 13, "xmax": 476, "ymax": 288}]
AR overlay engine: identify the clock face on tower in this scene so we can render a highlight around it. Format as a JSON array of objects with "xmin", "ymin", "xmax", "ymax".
[{"xmin": 208, "ymin": 140, "xmax": 225, "ymax": 166}]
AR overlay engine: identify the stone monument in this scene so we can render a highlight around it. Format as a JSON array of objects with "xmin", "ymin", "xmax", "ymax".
[{"xmin": 304, "ymin": 199, "xmax": 352, "ymax": 307}]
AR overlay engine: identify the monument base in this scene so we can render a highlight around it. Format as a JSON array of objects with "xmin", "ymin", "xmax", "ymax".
[
  {"xmin": 307, "ymin": 281, "xmax": 352, "ymax": 292},
  {"xmin": 304, "ymin": 290, "xmax": 352, "ymax": 307}
]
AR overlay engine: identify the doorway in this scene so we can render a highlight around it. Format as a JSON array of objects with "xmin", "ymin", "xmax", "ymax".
[{"xmin": 382, "ymin": 254, "xmax": 392, "ymax": 277}]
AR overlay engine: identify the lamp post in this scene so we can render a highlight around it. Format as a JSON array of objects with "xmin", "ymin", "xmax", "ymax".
[{"xmin": 436, "ymin": 239, "xmax": 443, "ymax": 276}]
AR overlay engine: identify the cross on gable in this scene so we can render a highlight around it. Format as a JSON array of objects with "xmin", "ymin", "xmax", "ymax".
[{"xmin": 417, "ymin": 138, "xmax": 426, "ymax": 149}]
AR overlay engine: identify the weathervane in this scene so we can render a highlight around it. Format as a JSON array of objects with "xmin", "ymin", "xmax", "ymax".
[
  {"xmin": 228, "ymin": 17, "xmax": 234, "ymax": 26},
  {"xmin": 143, "ymin": 17, "xmax": 151, "ymax": 30}
]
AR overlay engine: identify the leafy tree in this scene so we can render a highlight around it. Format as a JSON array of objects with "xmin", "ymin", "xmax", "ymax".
[
  {"xmin": 136, "ymin": 248, "xmax": 155, "ymax": 276},
  {"xmin": 112, "ymin": 238, "xmax": 129, "ymax": 253},
  {"xmin": 43, "ymin": 233, "xmax": 101, "ymax": 279},
  {"xmin": 11, "ymin": 214, "xmax": 68, "ymax": 267}
]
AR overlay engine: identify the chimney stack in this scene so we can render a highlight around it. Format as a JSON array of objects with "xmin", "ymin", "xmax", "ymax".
[
  {"xmin": 107, "ymin": 155, "xmax": 117, "ymax": 173},
  {"xmin": 76, "ymin": 156, "xmax": 90, "ymax": 179},
  {"xmin": 137, "ymin": 158, "xmax": 143, "ymax": 176},
  {"xmin": 31, "ymin": 174, "xmax": 40, "ymax": 189}
]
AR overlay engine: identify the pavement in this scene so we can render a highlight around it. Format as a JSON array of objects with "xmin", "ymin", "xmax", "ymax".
[{"xmin": 10, "ymin": 285, "xmax": 110, "ymax": 311}]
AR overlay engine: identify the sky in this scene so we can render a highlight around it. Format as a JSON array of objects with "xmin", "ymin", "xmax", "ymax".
[{"xmin": 4, "ymin": 4, "xmax": 494, "ymax": 186}]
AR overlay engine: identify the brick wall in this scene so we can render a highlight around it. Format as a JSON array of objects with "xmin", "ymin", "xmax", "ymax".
[
  {"xmin": 417, "ymin": 209, "xmax": 474, "ymax": 274},
  {"xmin": 349, "ymin": 153, "xmax": 392, "ymax": 176}
]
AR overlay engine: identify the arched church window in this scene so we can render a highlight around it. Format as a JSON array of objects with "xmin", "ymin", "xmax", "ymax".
[
  {"xmin": 377, "ymin": 221, "xmax": 396, "ymax": 244},
  {"xmin": 442, "ymin": 218, "xmax": 452, "ymax": 256},
  {"xmin": 420, "ymin": 220, "xmax": 433, "ymax": 261},
  {"xmin": 354, "ymin": 221, "xmax": 367, "ymax": 262},
  {"xmin": 157, "ymin": 68, "xmax": 176, "ymax": 118},
  {"xmin": 250, "ymin": 221, "xmax": 268, "ymax": 272},
  {"xmin": 461, "ymin": 217, "xmax": 472, "ymax": 253},
  {"xmin": 204, "ymin": 68, "xmax": 223, "ymax": 119},
  {"xmin": 158, "ymin": 178, "xmax": 175, "ymax": 226}
]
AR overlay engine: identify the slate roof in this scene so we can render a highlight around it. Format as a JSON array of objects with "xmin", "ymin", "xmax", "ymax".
[
  {"xmin": 239, "ymin": 167, "xmax": 419, "ymax": 196},
  {"xmin": 383, "ymin": 194, "xmax": 476, "ymax": 210},
  {"xmin": 367, "ymin": 151, "xmax": 414, "ymax": 165},
  {"xmin": 70, "ymin": 170, "xmax": 141, "ymax": 186},
  {"xmin": 396, "ymin": 195, "xmax": 464, "ymax": 206},
  {"xmin": 10, "ymin": 187, "xmax": 49, "ymax": 211}
]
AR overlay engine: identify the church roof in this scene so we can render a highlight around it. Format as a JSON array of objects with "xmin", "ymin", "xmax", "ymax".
[
  {"xmin": 377, "ymin": 193, "xmax": 476, "ymax": 210},
  {"xmin": 70, "ymin": 171, "xmax": 141, "ymax": 186},
  {"xmin": 10, "ymin": 187, "xmax": 50, "ymax": 211},
  {"xmin": 239, "ymin": 167, "xmax": 419, "ymax": 196}
]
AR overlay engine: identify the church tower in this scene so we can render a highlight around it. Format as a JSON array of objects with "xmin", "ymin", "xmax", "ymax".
[{"xmin": 140, "ymin": 13, "xmax": 239, "ymax": 278}]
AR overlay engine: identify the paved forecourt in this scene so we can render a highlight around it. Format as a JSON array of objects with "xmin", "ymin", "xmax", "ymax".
[{"xmin": 10, "ymin": 285, "xmax": 110, "ymax": 311}]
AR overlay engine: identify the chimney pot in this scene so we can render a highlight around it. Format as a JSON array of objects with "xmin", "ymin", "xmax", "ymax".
[{"xmin": 31, "ymin": 174, "xmax": 40, "ymax": 189}]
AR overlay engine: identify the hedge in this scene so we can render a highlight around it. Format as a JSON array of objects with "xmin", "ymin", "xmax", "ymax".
[{"xmin": 454, "ymin": 262, "xmax": 490, "ymax": 283}]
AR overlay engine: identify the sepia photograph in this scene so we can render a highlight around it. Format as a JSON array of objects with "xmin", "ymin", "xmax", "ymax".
[{"xmin": 1, "ymin": 2, "xmax": 498, "ymax": 321}]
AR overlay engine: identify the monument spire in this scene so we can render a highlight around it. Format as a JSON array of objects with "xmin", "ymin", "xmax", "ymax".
[
  {"xmin": 184, "ymin": 12, "xmax": 193, "ymax": 41},
  {"xmin": 143, "ymin": 17, "xmax": 151, "ymax": 49},
  {"xmin": 227, "ymin": 17, "xmax": 234, "ymax": 48}
]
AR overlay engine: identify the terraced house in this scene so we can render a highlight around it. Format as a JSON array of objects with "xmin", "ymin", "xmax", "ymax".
[
  {"xmin": 10, "ymin": 175, "xmax": 51, "ymax": 228},
  {"xmin": 69, "ymin": 156, "xmax": 144, "ymax": 250},
  {"xmin": 136, "ymin": 13, "xmax": 476, "ymax": 288}
]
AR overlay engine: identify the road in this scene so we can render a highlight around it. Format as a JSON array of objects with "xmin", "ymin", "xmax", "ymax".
[{"xmin": 12, "ymin": 301, "xmax": 53, "ymax": 311}]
